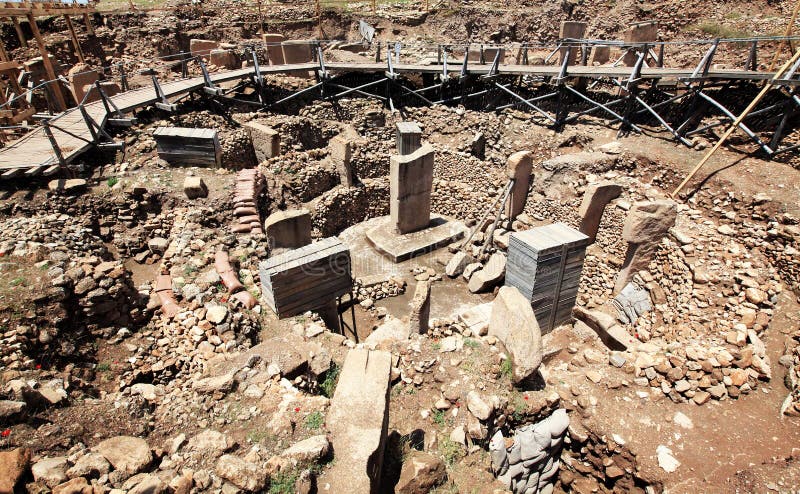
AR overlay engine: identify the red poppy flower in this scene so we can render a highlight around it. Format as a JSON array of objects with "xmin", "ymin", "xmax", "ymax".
[
  {"xmin": 35, "ymin": 364, "xmax": 41, "ymax": 369},
  {"xmin": 523, "ymin": 395, "xmax": 529, "ymax": 400},
  {"xmin": 294, "ymin": 407, "xmax": 300, "ymax": 413},
  {"xmin": 1, "ymin": 429, "xmax": 10, "ymax": 437}
]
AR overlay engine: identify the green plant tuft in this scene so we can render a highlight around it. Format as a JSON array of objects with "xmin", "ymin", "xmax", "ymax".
[{"xmin": 320, "ymin": 363, "xmax": 340, "ymax": 398}]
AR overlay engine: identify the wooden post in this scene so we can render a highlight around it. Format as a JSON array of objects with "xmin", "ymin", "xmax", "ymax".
[
  {"xmin": 0, "ymin": 38, "xmax": 9, "ymax": 63},
  {"xmin": 11, "ymin": 17, "xmax": 27, "ymax": 48},
  {"xmin": 768, "ymin": 0, "xmax": 800, "ymax": 71},
  {"xmin": 372, "ymin": 0, "xmax": 376, "ymax": 12},
  {"xmin": 671, "ymin": 48, "xmax": 800, "ymax": 198},
  {"xmin": 83, "ymin": 13, "xmax": 95, "ymax": 36},
  {"xmin": 316, "ymin": 0, "xmax": 323, "ymax": 39},
  {"xmin": 64, "ymin": 15, "xmax": 85, "ymax": 63},
  {"xmin": 256, "ymin": 0, "xmax": 264, "ymax": 35},
  {"xmin": 27, "ymin": 13, "xmax": 66, "ymax": 112}
]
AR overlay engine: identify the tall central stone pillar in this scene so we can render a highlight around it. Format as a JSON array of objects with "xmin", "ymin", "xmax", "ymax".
[{"xmin": 390, "ymin": 143, "xmax": 434, "ymax": 234}]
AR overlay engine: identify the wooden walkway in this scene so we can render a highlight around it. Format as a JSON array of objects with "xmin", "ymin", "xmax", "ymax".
[{"xmin": 0, "ymin": 61, "xmax": 781, "ymax": 179}]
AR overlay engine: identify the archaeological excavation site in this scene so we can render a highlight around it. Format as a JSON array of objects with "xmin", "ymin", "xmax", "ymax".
[{"xmin": 2, "ymin": 0, "xmax": 800, "ymax": 492}]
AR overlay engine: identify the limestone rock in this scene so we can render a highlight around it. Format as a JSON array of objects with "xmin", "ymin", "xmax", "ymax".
[
  {"xmin": 468, "ymin": 252, "xmax": 506, "ymax": 293},
  {"xmin": 280, "ymin": 435, "xmax": 330, "ymax": 464},
  {"xmin": 32, "ymin": 456, "xmax": 68, "ymax": 487},
  {"xmin": 395, "ymin": 451, "xmax": 446, "ymax": 494},
  {"xmin": 622, "ymin": 200, "xmax": 678, "ymax": 244},
  {"xmin": 184, "ymin": 177, "xmax": 208, "ymax": 199},
  {"xmin": 215, "ymin": 455, "xmax": 268, "ymax": 492},
  {"xmin": 94, "ymin": 436, "xmax": 153, "ymax": 478},
  {"xmin": 66, "ymin": 452, "xmax": 110, "ymax": 479},
  {"xmin": 0, "ymin": 448, "xmax": 31, "ymax": 494},
  {"xmin": 48, "ymin": 179, "xmax": 87, "ymax": 194},
  {"xmin": 445, "ymin": 251, "xmax": 472, "ymax": 278},
  {"xmin": 489, "ymin": 286, "xmax": 542, "ymax": 383},
  {"xmin": 466, "ymin": 391, "xmax": 493, "ymax": 421},
  {"xmin": 187, "ymin": 430, "xmax": 235, "ymax": 457}
]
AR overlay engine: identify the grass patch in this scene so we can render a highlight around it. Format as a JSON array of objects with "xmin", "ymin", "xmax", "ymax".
[
  {"xmin": 432, "ymin": 342, "xmax": 441, "ymax": 351},
  {"xmin": 305, "ymin": 411, "xmax": 324, "ymax": 430},
  {"xmin": 247, "ymin": 430, "xmax": 269, "ymax": 444},
  {"xmin": 320, "ymin": 363, "xmax": 340, "ymax": 398},
  {"xmin": 9, "ymin": 277, "xmax": 26, "ymax": 287},
  {"xmin": 183, "ymin": 264, "xmax": 197, "ymax": 276},
  {"xmin": 463, "ymin": 338, "xmax": 479, "ymax": 349},
  {"xmin": 439, "ymin": 437, "xmax": 463, "ymax": 467},
  {"xmin": 500, "ymin": 358, "xmax": 513, "ymax": 380},
  {"xmin": 96, "ymin": 362, "xmax": 111, "ymax": 372},
  {"xmin": 433, "ymin": 409, "xmax": 446, "ymax": 426},
  {"xmin": 269, "ymin": 470, "xmax": 299, "ymax": 494},
  {"xmin": 106, "ymin": 177, "xmax": 119, "ymax": 187}
]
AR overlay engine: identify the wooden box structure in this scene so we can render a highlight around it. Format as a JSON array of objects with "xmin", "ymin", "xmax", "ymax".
[
  {"xmin": 153, "ymin": 127, "xmax": 222, "ymax": 167},
  {"xmin": 258, "ymin": 237, "xmax": 352, "ymax": 318},
  {"xmin": 505, "ymin": 223, "xmax": 589, "ymax": 333}
]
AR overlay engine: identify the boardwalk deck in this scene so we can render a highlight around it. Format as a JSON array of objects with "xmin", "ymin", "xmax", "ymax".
[{"xmin": 0, "ymin": 61, "xmax": 783, "ymax": 178}]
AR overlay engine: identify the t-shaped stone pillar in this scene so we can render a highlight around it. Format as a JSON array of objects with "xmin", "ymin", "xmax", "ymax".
[
  {"xmin": 390, "ymin": 144, "xmax": 434, "ymax": 234},
  {"xmin": 614, "ymin": 200, "xmax": 677, "ymax": 293},
  {"xmin": 330, "ymin": 135, "xmax": 356, "ymax": 187},
  {"xmin": 505, "ymin": 151, "xmax": 533, "ymax": 220},
  {"xmin": 264, "ymin": 209, "xmax": 312, "ymax": 252},
  {"xmin": 578, "ymin": 181, "xmax": 623, "ymax": 243},
  {"xmin": 395, "ymin": 121, "xmax": 422, "ymax": 155}
]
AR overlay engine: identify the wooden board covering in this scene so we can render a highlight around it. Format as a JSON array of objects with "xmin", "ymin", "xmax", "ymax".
[
  {"xmin": 153, "ymin": 126, "xmax": 221, "ymax": 167},
  {"xmin": 259, "ymin": 237, "xmax": 352, "ymax": 318}
]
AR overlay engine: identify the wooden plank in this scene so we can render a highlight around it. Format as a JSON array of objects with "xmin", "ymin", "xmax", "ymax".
[{"xmin": 24, "ymin": 164, "xmax": 46, "ymax": 176}]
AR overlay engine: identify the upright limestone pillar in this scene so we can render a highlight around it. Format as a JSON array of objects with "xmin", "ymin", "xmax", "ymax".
[
  {"xmin": 390, "ymin": 144, "xmax": 434, "ymax": 234},
  {"xmin": 505, "ymin": 151, "xmax": 533, "ymax": 220}
]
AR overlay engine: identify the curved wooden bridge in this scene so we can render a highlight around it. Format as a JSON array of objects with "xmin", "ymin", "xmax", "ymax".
[{"xmin": 0, "ymin": 52, "xmax": 797, "ymax": 179}]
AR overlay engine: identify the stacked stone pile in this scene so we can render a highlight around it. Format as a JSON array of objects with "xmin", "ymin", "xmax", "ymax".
[
  {"xmin": 490, "ymin": 409, "xmax": 569, "ymax": 494},
  {"xmin": 231, "ymin": 168, "xmax": 266, "ymax": 235},
  {"xmin": 312, "ymin": 177, "xmax": 389, "ymax": 236},
  {"xmin": 353, "ymin": 276, "xmax": 407, "ymax": 305},
  {"xmin": 780, "ymin": 329, "xmax": 800, "ymax": 416}
]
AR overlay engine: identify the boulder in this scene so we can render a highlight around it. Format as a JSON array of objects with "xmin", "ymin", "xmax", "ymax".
[
  {"xmin": 66, "ymin": 452, "xmax": 110, "ymax": 479},
  {"xmin": 32, "ymin": 456, "xmax": 68, "ymax": 487},
  {"xmin": 48, "ymin": 179, "xmax": 87, "ymax": 194},
  {"xmin": 215, "ymin": 455, "xmax": 267, "ymax": 492},
  {"xmin": 52, "ymin": 477, "xmax": 92, "ymax": 494},
  {"xmin": 466, "ymin": 391, "xmax": 493, "ymax": 421},
  {"xmin": 127, "ymin": 474, "xmax": 168, "ymax": 494},
  {"xmin": 468, "ymin": 252, "xmax": 506, "ymax": 293},
  {"xmin": 445, "ymin": 251, "xmax": 472, "ymax": 278},
  {"xmin": 0, "ymin": 448, "xmax": 31, "ymax": 494},
  {"xmin": 192, "ymin": 373, "xmax": 236, "ymax": 395},
  {"xmin": 186, "ymin": 429, "xmax": 234, "ymax": 457},
  {"xmin": 0, "ymin": 400, "xmax": 26, "ymax": 421},
  {"xmin": 395, "ymin": 451, "xmax": 446, "ymax": 494},
  {"xmin": 280, "ymin": 435, "xmax": 331, "ymax": 464},
  {"xmin": 183, "ymin": 176, "xmax": 208, "ymax": 199},
  {"xmin": 94, "ymin": 436, "xmax": 152, "ymax": 478},
  {"xmin": 148, "ymin": 237, "xmax": 169, "ymax": 255},
  {"xmin": 488, "ymin": 286, "xmax": 542, "ymax": 383}
]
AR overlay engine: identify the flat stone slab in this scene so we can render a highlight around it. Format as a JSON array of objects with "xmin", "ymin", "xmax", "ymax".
[
  {"xmin": 325, "ymin": 348, "xmax": 392, "ymax": 493},
  {"xmin": 365, "ymin": 214, "xmax": 467, "ymax": 262},
  {"xmin": 457, "ymin": 302, "xmax": 493, "ymax": 336}
]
